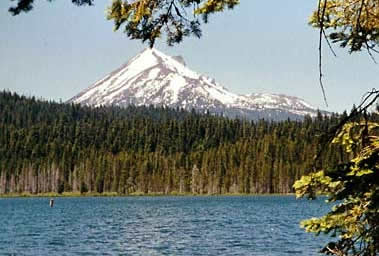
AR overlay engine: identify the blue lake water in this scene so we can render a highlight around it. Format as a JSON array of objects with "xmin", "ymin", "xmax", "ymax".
[{"xmin": 0, "ymin": 196, "xmax": 330, "ymax": 255}]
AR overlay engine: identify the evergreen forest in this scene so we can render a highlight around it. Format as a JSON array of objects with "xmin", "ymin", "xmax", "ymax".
[{"xmin": 1, "ymin": 90, "xmax": 376, "ymax": 195}]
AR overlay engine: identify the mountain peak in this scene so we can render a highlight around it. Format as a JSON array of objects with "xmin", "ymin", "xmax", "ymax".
[
  {"xmin": 69, "ymin": 48, "xmax": 321, "ymax": 120},
  {"xmin": 135, "ymin": 47, "xmax": 186, "ymax": 66}
]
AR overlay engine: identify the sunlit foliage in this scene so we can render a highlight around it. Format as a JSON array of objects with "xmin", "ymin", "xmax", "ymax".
[
  {"xmin": 106, "ymin": 0, "xmax": 239, "ymax": 46},
  {"xmin": 294, "ymin": 121, "xmax": 379, "ymax": 255},
  {"xmin": 310, "ymin": 0, "xmax": 379, "ymax": 53}
]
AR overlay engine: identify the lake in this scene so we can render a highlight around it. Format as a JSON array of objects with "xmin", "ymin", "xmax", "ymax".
[{"xmin": 0, "ymin": 196, "xmax": 330, "ymax": 255}]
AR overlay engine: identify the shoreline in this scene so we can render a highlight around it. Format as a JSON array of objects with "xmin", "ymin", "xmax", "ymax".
[{"xmin": 0, "ymin": 192, "xmax": 296, "ymax": 198}]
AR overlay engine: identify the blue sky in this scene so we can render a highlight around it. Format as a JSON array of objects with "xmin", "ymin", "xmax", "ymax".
[{"xmin": 1, "ymin": 0, "xmax": 378, "ymax": 113}]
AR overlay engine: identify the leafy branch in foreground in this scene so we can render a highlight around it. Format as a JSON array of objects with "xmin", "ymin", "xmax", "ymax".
[
  {"xmin": 106, "ymin": 0, "xmax": 239, "ymax": 47},
  {"xmin": 312, "ymin": 0, "xmax": 379, "ymax": 106},
  {"xmin": 294, "ymin": 114, "xmax": 379, "ymax": 255},
  {"xmin": 311, "ymin": 0, "xmax": 379, "ymax": 55}
]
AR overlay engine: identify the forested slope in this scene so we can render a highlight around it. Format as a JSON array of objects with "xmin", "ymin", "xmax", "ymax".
[{"xmin": 0, "ymin": 91, "xmax": 363, "ymax": 195}]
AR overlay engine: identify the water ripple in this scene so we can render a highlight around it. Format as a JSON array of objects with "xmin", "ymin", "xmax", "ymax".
[{"xmin": 0, "ymin": 196, "xmax": 329, "ymax": 255}]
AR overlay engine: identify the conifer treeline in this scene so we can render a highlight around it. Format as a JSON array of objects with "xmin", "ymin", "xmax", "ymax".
[{"xmin": 0, "ymin": 91, "xmax": 364, "ymax": 194}]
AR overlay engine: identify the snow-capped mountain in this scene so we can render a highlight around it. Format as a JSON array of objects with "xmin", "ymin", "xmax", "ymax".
[{"xmin": 69, "ymin": 48, "xmax": 322, "ymax": 120}]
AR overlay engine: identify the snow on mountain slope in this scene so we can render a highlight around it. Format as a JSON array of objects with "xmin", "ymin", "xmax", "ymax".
[{"xmin": 69, "ymin": 48, "xmax": 322, "ymax": 120}]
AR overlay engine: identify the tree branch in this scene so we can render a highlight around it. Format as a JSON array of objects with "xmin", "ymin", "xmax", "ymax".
[{"xmin": 318, "ymin": 0, "xmax": 329, "ymax": 107}]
